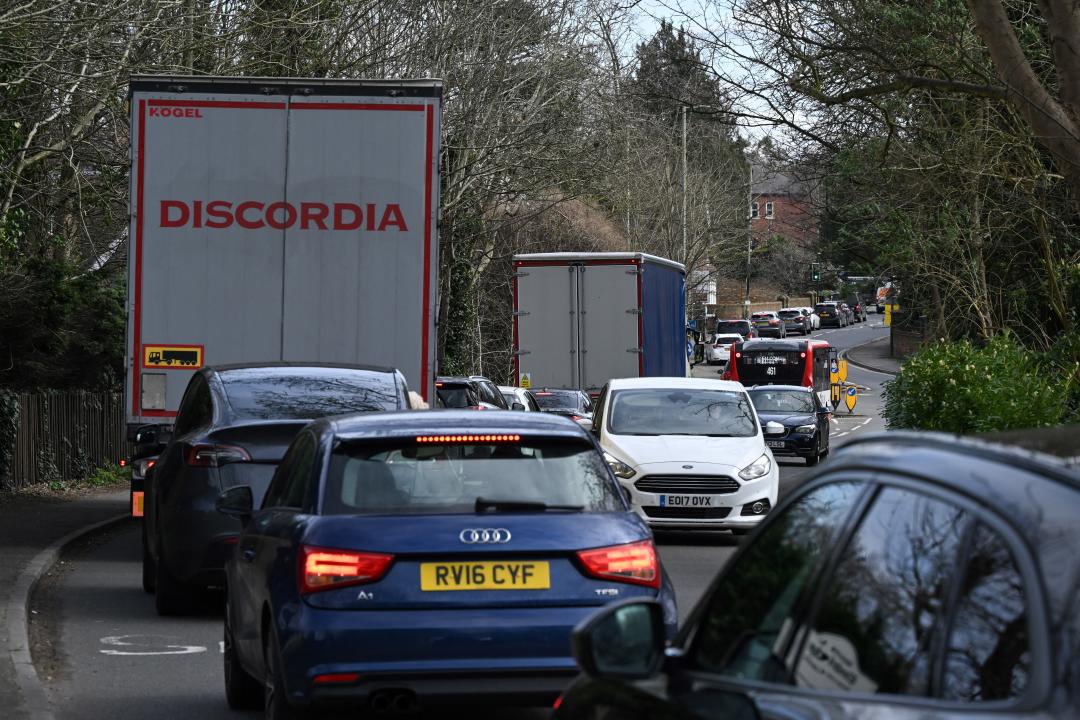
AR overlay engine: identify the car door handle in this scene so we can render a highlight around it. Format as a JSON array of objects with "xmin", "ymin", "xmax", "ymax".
[{"xmin": 240, "ymin": 549, "xmax": 257, "ymax": 563}]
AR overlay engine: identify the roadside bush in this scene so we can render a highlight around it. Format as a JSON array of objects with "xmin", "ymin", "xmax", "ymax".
[
  {"xmin": 86, "ymin": 462, "xmax": 129, "ymax": 488},
  {"xmin": 883, "ymin": 334, "xmax": 1069, "ymax": 432}
]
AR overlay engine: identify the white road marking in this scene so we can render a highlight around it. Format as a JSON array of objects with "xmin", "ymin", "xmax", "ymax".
[{"xmin": 99, "ymin": 635, "xmax": 207, "ymax": 656}]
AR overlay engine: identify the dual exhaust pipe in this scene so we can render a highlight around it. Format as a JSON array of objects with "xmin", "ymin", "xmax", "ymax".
[{"xmin": 369, "ymin": 689, "xmax": 419, "ymax": 715}]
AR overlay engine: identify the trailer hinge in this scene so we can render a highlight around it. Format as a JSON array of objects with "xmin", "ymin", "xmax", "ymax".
[
  {"xmin": 627, "ymin": 348, "xmax": 643, "ymax": 354},
  {"xmin": 513, "ymin": 311, "xmax": 530, "ymax": 317},
  {"xmin": 514, "ymin": 271, "xmax": 529, "ymax": 277},
  {"xmin": 626, "ymin": 268, "xmax": 643, "ymax": 275},
  {"xmin": 626, "ymin": 308, "xmax": 642, "ymax": 315},
  {"xmin": 513, "ymin": 350, "xmax": 531, "ymax": 357}
]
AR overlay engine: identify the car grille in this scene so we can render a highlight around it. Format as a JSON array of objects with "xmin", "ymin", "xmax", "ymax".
[
  {"xmin": 634, "ymin": 475, "xmax": 740, "ymax": 494},
  {"xmin": 643, "ymin": 506, "xmax": 732, "ymax": 519}
]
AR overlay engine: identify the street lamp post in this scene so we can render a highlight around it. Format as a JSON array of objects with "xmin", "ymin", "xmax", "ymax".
[
  {"xmin": 745, "ymin": 162, "xmax": 753, "ymax": 319},
  {"xmin": 681, "ymin": 105, "xmax": 688, "ymax": 263}
]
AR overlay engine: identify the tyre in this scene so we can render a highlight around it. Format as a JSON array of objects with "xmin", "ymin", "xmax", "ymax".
[
  {"xmin": 264, "ymin": 634, "xmax": 305, "ymax": 720},
  {"xmin": 805, "ymin": 451, "xmax": 820, "ymax": 466},
  {"xmin": 225, "ymin": 608, "xmax": 262, "ymax": 710},
  {"xmin": 154, "ymin": 543, "xmax": 197, "ymax": 616},
  {"xmin": 141, "ymin": 527, "xmax": 156, "ymax": 594}
]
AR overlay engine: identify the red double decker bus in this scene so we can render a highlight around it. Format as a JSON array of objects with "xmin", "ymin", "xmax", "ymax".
[{"xmin": 724, "ymin": 339, "xmax": 836, "ymax": 406}]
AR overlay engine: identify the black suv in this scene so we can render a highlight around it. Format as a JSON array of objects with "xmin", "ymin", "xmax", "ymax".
[
  {"xmin": 434, "ymin": 375, "xmax": 508, "ymax": 410},
  {"xmin": 847, "ymin": 294, "xmax": 869, "ymax": 322}
]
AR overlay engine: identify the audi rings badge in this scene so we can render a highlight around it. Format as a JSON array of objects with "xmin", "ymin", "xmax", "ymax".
[{"xmin": 459, "ymin": 528, "xmax": 512, "ymax": 544}]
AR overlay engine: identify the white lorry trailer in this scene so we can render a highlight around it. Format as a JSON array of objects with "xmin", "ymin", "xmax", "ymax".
[
  {"xmin": 512, "ymin": 252, "xmax": 687, "ymax": 396},
  {"xmin": 125, "ymin": 76, "xmax": 441, "ymax": 512}
]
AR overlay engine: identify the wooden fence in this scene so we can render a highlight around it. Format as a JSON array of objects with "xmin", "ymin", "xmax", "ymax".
[{"xmin": 1, "ymin": 391, "xmax": 125, "ymax": 490}]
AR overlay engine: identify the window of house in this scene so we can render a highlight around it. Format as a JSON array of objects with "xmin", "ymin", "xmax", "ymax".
[
  {"xmin": 765, "ymin": 201, "xmax": 774, "ymax": 219},
  {"xmin": 751, "ymin": 201, "xmax": 759, "ymax": 219}
]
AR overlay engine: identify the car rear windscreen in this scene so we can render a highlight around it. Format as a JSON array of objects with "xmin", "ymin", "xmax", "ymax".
[
  {"xmin": 815, "ymin": 304, "xmax": 834, "ymax": 314},
  {"xmin": 436, "ymin": 385, "xmax": 473, "ymax": 408},
  {"xmin": 716, "ymin": 321, "xmax": 749, "ymax": 334},
  {"xmin": 220, "ymin": 368, "xmax": 401, "ymax": 419},
  {"xmin": 778, "ymin": 310, "xmax": 802, "ymax": 318},
  {"xmin": 322, "ymin": 439, "xmax": 621, "ymax": 515},
  {"xmin": 532, "ymin": 391, "xmax": 580, "ymax": 410}
]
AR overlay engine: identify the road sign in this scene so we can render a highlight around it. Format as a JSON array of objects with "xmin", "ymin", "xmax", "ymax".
[
  {"xmin": 519, "ymin": 372, "xmax": 532, "ymax": 389},
  {"xmin": 831, "ymin": 382, "xmax": 841, "ymax": 410},
  {"xmin": 830, "ymin": 359, "xmax": 840, "ymax": 384},
  {"xmin": 143, "ymin": 344, "xmax": 203, "ymax": 369},
  {"xmin": 838, "ymin": 358, "xmax": 848, "ymax": 383},
  {"xmin": 844, "ymin": 385, "xmax": 858, "ymax": 412}
]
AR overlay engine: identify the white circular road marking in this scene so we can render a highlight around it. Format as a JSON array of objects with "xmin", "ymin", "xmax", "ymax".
[{"xmin": 99, "ymin": 635, "xmax": 207, "ymax": 656}]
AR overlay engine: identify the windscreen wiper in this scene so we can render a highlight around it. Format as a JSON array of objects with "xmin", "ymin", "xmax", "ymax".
[{"xmin": 474, "ymin": 497, "xmax": 584, "ymax": 513}]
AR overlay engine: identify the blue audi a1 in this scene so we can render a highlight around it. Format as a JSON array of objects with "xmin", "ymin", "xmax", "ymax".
[{"xmin": 217, "ymin": 410, "xmax": 677, "ymax": 719}]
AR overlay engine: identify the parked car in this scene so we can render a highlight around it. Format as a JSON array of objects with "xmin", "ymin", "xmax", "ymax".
[
  {"xmin": 751, "ymin": 311, "xmax": 787, "ymax": 338},
  {"xmin": 847, "ymin": 294, "xmax": 869, "ymax": 322},
  {"xmin": 747, "ymin": 384, "xmax": 831, "ymax": 465},
  {"xmin": 706, "ymin": 333, "xmax": 744, "ymax": 365},
  {"xmin": 498, "ymin": 385, "xmax": 541, "ymax": 411},
  {"xmin": 532, "ymin": 388, "xmax": 594, "ymax": 427},
  {"xmin": 218, "ymin": 410, "xmax": 677, "ymax": 717},
  {"xmin": 556, "ymin": 430, "xmax": 1080, "ymax": 720},
  {"xmin": 434, "ymin": 375, "xmax": 508, "ymax": 410},
  {"xmin": 714, "ymin": 319, "xmax": 756, "ymax": 341},
  {"xmin": 593, "ymin": 377, "xmax": 780, "ymax": 534},
  {"xmin": 777, "ymin": 308, "xmax": 811, "ymax": 336},
  {"xmin": 142, "ymin": 363, "xmax": 411, "ymax": 615},
  {"xmin": 799, "ymin": 306, "xmax": 821, "ymax": 330},
  {"xmin": 815, "ymin": 301, "xmax": 845, "ymax": 327}
]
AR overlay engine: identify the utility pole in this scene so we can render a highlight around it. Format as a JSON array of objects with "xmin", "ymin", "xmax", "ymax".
[
  {"xmin": 744, "ymin": 162, "xmax": 753, "ymax": 319},
  {"xmin": 681, "ymin": 105, "xmax": 688, "ymax": 263}
]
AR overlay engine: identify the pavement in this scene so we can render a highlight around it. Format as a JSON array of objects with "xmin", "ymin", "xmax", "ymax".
[
  {"xmin": 843, "ymin": 334, "xmax": 901, "ymax": 376},
  {"xmin": 0, "ymin": 487, "xmax": 129, "ymax": 720}
]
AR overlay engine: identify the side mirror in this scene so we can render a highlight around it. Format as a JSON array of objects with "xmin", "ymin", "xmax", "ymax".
[
  {"xmin": 571, "ymin": 599, "xmax": 664, "ymax": 679},
  {"xmin": 576, "ymin": 418, "xmax": 593, "ymax": 432},
  {"xmin": 511, "ymin": 402, "xmax": 525, "ymax": 411},
  {"xmin": 216, "ymin": 486, "xmax": 254, "ymax": 524},
  {"xmin": 764, "ymin": 421, "xmax": 786, "ymax": 436}
]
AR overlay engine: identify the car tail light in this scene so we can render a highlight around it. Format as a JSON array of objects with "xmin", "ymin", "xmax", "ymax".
[
  {"xmin": 313, "ymin": 672, "xmax": 361, "ymax": 685},
  {"xmin": 300, "ymin": 546, "xmax": 393, "ymax": 594},
  {"xmin": 577, "ymin": 540, "xmax": 660, "ymax": 588},
  {"xmin": 183, "ymin": 443, "xmax": 251, "ymax": 467}
]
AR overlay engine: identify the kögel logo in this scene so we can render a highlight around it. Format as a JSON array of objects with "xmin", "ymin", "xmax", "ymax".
[
  {"xmin": 459, "ymin": 528, "xmax": 512, "ymax": 544},
  {"xmin": 149, "ymin": 107, "xmax": 203, "ymax": 118},
  {"xmin": 159, "ymin": 200, "xmax": 408, "ymax": 231}
]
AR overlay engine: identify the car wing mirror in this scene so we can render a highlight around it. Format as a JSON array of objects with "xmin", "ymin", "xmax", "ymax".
[
  {"xmin": 571, "ymin": 599, "xmax": 664, "ymax": 679},
  {"xmin": 577, "ymin": 418, "xmax": 593, "ymax": 432},
  {"xmin": 511, "ymin": 402, "xmax": 525, "ymax": 411},
  {"xmin": 215, "ymin": 485, "xmax": 254, "ymax": 524},
  {"xmin": 764, "ymin": 421, "xmax": 786, "ymax": 436}
]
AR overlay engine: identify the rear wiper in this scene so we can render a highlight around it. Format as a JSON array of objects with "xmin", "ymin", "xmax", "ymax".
[{"xmin": 474, "ymin": 497, "xmax": 584, "ymax": 513}]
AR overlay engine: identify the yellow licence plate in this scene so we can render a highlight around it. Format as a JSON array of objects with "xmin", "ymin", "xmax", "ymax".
[{"xmin": 420, "ymin": 561, "xmax": 550, "ymax": 591}]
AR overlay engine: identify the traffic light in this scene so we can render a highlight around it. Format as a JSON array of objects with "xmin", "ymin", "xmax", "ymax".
[{"xmin": 811, "ymin": 263, "xmax": 820, "ymax": 282}]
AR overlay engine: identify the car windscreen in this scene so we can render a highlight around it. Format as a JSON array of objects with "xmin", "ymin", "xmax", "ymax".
[
  {"xmin": 436, "ymin": 385, "xmax": 473, "ymax": 408},
  {"xmin": 749, "ymin": 389, "xmax": 815, "ymax": 414},
  {"xmin": 716, "ymin": 321, "xmax": 749, "ymax": 334},
  {"xmin": 608, "ymin": 388, "xmax": 758, "ymax": 437},
  {"xmin": 322, "ymin": 439, "xmax": 621, "ymax": 515},
  {"xmin": 532, "ymin": 391, "xmax": 580, "ymax": 411},
  {"xmin": 500, "ymin": 392, "xmax": 517, "ymax": 406},
  {"xmin": 220, "ymin": 368, "xmax": 400, "ymax": 420}
]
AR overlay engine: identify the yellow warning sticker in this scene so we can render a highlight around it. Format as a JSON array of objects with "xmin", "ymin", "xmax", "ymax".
[
  {"xmin": 519, "ymin": 373, "xmax": 532, "ymax": 389},
  {"xmin": 143, "ymin": 344, "xmax": 203, "ymax": 369}
]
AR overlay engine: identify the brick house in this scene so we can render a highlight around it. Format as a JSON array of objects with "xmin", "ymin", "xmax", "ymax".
[{"xmin": 750, "ymin": 163, "xmax": 819, "ymax": 248}]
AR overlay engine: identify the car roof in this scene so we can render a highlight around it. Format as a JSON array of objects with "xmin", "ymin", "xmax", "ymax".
[
  {"xmin": 607, "ymin": 377, "xmax": 747, "ymax": 392},
  {"xmin": 833, "ymin": 431, "xmax": 1080, "ymax": 494},
  {"xmin": 325, "ymin": 409, "xmax": 589, "ymax": 441},
  {"xmin": 208, "ymin": 361, "xmax": 397, "ymax": 375}
]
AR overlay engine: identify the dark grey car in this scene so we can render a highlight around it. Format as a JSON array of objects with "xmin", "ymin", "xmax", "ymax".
[
  {"xmin": 142, "ymin": 363, "xmax": 410, "ymax": 615},
  {"xmin": 556, "ymin": 429, "xmax": 1080, "ymax": 719}
]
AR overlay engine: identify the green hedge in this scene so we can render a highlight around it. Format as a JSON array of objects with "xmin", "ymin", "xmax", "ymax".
[{"xmin": 883, "ymin": 334, "xmax": 1076, "ymax": 433}]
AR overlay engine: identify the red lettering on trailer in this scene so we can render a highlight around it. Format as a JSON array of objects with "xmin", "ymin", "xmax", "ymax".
[
  {"xmin": 148, "ymin": 107, "xmax": 204, "ymax": 118},
  {"xmin": 157, "ymin": 200, "xmax": 408, "ymax": 231}
]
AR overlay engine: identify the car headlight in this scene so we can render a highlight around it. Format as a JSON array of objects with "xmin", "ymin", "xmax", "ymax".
[
  {"xmin": 794, "ymin": 424, "xmax": 815, "ymax": 434},
  {"xmin": 604, "ymin": 452, "xmax": 637, "ymax": 479},
  {"xmin": 739, "ymin": 453, "xmax": 772, "ymax": 481}
]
